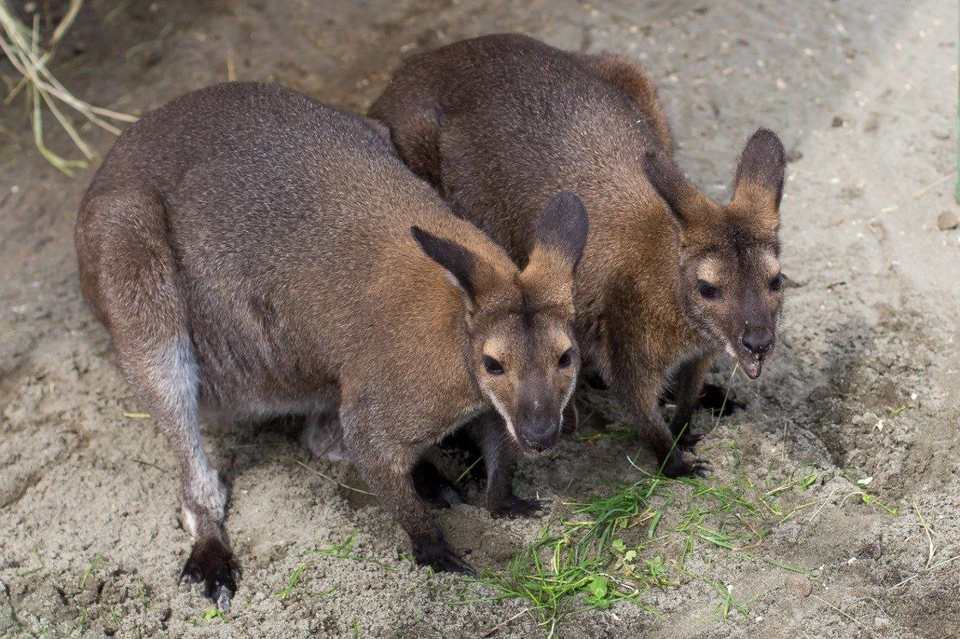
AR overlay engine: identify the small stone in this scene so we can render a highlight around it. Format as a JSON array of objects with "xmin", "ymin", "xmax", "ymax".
[
  {"xmin": 937, "ymin": 210, "xmax": 958, "ymax": 231},
  {"xmin": 787, "ymin": 575, "xmax": 812, "ymax": 598},
  {"xmin": 786, "ymin": 148, "xmax": 803, "ymax": 163},
  {"xmin": 831, "ymin": 116, "xmax": 845, "ymax": 128}
]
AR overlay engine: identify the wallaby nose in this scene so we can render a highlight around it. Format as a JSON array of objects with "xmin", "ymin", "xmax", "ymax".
[
  {"xmin": 741, "ymin": 327, "xmax": 773, "ymax": 355},
  {"xmin": 519, "ymin": 419, "xmax": 560, "ymax": 452}
]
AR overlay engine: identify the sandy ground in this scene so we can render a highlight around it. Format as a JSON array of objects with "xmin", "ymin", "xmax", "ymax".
[{"xmin": 2, "ymin": 0, "xmax": 959, "ymax": 637}]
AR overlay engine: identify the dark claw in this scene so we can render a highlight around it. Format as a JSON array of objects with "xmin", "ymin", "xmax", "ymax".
[
  {"xmin": 676, "ymin": 430, "xmax": 704, "ymax": 451},
  {"xmin": 180, "ymin": 537, "xmax": 240, "ymax": 611},
  {"xmin": 661, "ymin": 451, "xmax": 712, "ymax": 479},
  {"xmin": 690, "ymin": 460, "xmax": 712, "ymax": 478},
  {"xmin": 700, "ymin": 384, "xmax": 747, "ymax": 416},
  {"xmin": 413, "ymin": 537, "xmax": 476, "ymax": 576},
  {"xmin": 489, "ymin": 496, "xmax": 551, "ymax": 519}
]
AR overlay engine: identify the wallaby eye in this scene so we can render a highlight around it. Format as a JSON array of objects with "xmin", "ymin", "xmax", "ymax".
[
  {"xmin": 770, "ymin": 273, "xmax": 784, "ymax": 292},
  {"xmin": 483, "ymin": 355, "xmax": 505, "ymax": 376},
  {"xmin": 558, "ymin": 348, "xmax": 574, "ymax": 369},
  {"xmin": 697, "ymin": 280, "xmax": 720, "ymax": 300}
]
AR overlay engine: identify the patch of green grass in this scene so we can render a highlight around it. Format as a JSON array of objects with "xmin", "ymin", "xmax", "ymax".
[
  {"xmin": 17, "ymin": 550, "xmax": 44, "ymax": 576},
  {"xmin": 477, "ymin": 530, "xmax": 657, "ymax": 636},
  {"xmin": 887, "ymin": 404, "xmax": 913, "ymax": 418},
  {"xmin": 192, "ymin": 606, "xmax": 228, "ymax": 626},
  {"xmin": 79, "ymin": 554, "xmax": 102, "ymax": 589},
  {"xmin": 475, "ymin": 453, "xmax": 899, "ymax": 637},
  {"xmin": 71, "ymin": 609, "xmax": 87, "ymax": 636},
  {"xmin": 276, "ymin": 563, "xmax": 307, "ymax": 601},
  {"xmin": 701, "ymin": 577, "xmax": 751, "ymax": 624},
  {"xmin": 299, "ymin": 532, "xmax": 395, "ymax": 571}
]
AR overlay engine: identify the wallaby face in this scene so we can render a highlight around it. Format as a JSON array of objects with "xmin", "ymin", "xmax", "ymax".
[
  {"xmin": 643, "ymin": 129, "xmax": 786, "ymax": 380},
  {"xmin": 414, "ymin": 192, "xmax": 588, "ymax": 455}
]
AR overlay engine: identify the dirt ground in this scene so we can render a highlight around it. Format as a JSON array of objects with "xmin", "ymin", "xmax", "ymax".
[{"xmin": 2, "ymin": 0, "xmax": 960, "ymax": 637}]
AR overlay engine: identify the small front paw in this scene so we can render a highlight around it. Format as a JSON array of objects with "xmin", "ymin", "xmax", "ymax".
[
  {"xmin": 413, "ymin": 538, "xmax": 476, "ymax": 575},
  {"xmin": 489, "ymin": 495, "xmax": 552, "ymax": 519},
  {"xmin": 180, "ymin": 537, "xmax": 240, "ymax": 611},
  {"xmin": 660, "ymin": 452, "xmax": 711, "ymax": 479},
  {"xmin": 676, "ymin": 429, "xmax": 704, "ymax": 451}
]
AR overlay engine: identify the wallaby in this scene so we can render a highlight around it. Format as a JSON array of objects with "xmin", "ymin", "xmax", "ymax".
[
  {"xmin": 369, "ymin": 34, "xmax": 787, "ymax": 477},
  {"xmin": 75, "ymin": 81, "xmax": 588, "ymax": 609}
]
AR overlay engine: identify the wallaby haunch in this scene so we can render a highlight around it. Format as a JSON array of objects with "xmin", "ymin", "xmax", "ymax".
[
  {"xmin": 370, "ymin": 34, "xmax": 787, "ymax": 477},
  {"xmin": 75, "ymin": 82, "xmax": 588, "ymax": 608}
]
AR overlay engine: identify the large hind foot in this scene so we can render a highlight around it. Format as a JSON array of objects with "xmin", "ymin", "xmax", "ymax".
[{"xmin": 180, "ymin": 537, "xmax": 240, "ymax": 611}]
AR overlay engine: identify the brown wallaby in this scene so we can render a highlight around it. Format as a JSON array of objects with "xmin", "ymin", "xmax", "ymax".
[
  {"xmin": 369, "ymin": 34, "xmax": 787, "ymax": 477},
  {"xmin": 75, "ymin": 81, "xmax": 588, "ymax": 608}
]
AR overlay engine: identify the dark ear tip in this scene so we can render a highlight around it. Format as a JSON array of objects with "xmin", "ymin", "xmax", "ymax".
[
  {"xmin": 543, "ymin": 191, "xmax": 589, "ymax": 230},
  {"xmin": 553, "ymin": 191, "xmax": 582, "ymax": 207},
  {"xmin": 411, "ymin": 225, "xmax": 428, "ymax": 245},
  {"xmin": 748, "ymin": 128, "xmax": 786, "ymax": 157},
  {"xmin": 554, "ymin": 191, "xmax": 588, "ymax": 219}
]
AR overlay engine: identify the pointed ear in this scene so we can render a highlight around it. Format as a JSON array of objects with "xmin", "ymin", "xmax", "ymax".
[
  {"xmin": 520, "ymin": 192, "xmax": 589, "ymax": 307},
  {"xmin": 641, "ymin": 150, "xmax": 704, "ymax": 230},
  {"xmin": 530, "ymin": 192, "xmax": 589, "ymax": 273},
  {"xmin": 412, "ymin": 226, "xmax": 487, "ymax": 302},
  {"xmin": 729, "ymin": 128, "xmax": 786, "ymax": 232}
]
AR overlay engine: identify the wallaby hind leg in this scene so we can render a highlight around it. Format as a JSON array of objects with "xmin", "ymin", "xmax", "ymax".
[
  {"xmin": 81, "ymin": 191, "xmax": 238, "ymax": 610},
  {"xmin": 569, "ymin": 52, "xmax": 676, "ymax": 154}
]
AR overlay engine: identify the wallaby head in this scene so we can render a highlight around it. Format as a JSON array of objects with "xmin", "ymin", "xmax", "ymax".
[
  {"xmin": 643, "ymin": 128, "xmax": 787, "ymax": 380},
  {"xmin": 413, "ymin": 192, "xmax": 589, "ymax": 454}
]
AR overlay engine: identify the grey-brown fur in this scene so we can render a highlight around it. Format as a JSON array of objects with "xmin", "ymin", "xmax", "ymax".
[
  {"xmin": 369, "ymin": 34, "xmax": 787, "ymax": 477},
  {"xmin": 75, "ymin": 82, "xmax": 588, "ymax": 608}
]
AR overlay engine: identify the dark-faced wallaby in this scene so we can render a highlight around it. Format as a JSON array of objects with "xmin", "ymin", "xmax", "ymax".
[
  {"xmin": 369, "ymin": 34, "xmax": 787, "ymax": 477},
  {"xmin": 75, "ymin": 82, "xmax": 588, "ymax": 608}
]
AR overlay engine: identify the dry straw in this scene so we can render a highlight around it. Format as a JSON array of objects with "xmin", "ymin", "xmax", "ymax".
[{"xmin": 0, "ymin": 0, "xmax": 137, "ymax": 175}]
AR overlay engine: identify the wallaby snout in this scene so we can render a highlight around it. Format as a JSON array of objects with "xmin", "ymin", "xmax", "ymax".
[
  {"xmin": 512, "ymin": 376, "xmax": 565, "ymax": 453},
  {"xmin": 516, "ymin": 412, "xmax": 561, "ymax": 453},
  {"xmin": 738, "ymin": 326, "xmax": 775, "ymax": 379},
  {"xmin": 741, "ymin": 326, "xmax": 774, "ymax": 355}
]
